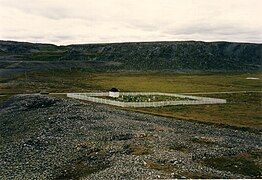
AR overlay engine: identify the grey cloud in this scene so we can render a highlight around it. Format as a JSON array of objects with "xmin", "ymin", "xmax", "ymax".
[
  {"xmin": 36, "ymin": 8, "xmax": 71, "ymax": 20},
  {"xmin": 164, "ymin": 24, "xmax": 261, "ymax": 37},
  {"xmin": 0, "ymin": 0, "xmax": 261, "ymax": 44},
  {"xmin": 2, "ymin": 36, "xmax": 24, "ymax": 40},
  {"xmin": 1, "ymin": 0, "xmax": 82, "ymax": 20},
  {"xmin": 52, "ymin": 35, "xmax": 73, "ymax": 40},
  {"xmin": 126, "ymin": 21, "xmax": 159, "ymax": 32}
]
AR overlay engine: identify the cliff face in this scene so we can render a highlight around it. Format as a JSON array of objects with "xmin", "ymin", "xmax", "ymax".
[{"xmin": 0, "ymin": 40, "xmax": 261, "ymax": 72}]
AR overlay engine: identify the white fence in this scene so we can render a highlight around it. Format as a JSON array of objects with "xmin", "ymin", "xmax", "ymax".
[{"xmin": 67, "ymin": 92, "xmax": 226, "ymax": 107}]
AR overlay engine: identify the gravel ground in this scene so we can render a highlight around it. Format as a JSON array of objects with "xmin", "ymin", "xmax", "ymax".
[{"xmin": 0, "ymin": 95, "xmax": 261, "ymax": 179}]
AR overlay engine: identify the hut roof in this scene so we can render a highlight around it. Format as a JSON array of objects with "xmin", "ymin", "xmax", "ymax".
[{"xmin": 109, "ymin": 88, "xmax": 119, "ymax": 92}]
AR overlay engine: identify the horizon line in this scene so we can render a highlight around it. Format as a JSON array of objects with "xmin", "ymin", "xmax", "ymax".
[{"xmin": 0, "ymin": 39, "xmax": 261, "ymax": 46}]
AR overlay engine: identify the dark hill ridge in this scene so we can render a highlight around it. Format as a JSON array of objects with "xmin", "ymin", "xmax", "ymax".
[{"xmin": 0, "ymin": 40, "xmax": 261, "ymax": 73}]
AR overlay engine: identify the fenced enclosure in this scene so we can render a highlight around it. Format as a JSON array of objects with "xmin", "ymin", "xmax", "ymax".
[{"xmin": 67, "ymin": 92, "xmax": 226, "ymax": 107}]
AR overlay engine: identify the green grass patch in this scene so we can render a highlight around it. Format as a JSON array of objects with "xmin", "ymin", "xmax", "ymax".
[
  {"xmin": 179, "ymin": 172, "xmax": 221, "ymax": 179},
  {"xmin": 0, "ymin": 95, "xmax": 12, "ymax": 106},
  {"xmin": 144, "ymin": 160, "xmax": 175, "ymax": 173},
  {"xmin": 101, "ymin": 95, "xmax": 191, "ymax": 102},
  {"xmin": 23, "ymin": 51, "xmax": 67, "ymax": 61},
  {"xmin": 168, "ymin": 143, "xmax": 189, "ymax": 153},
  {"xmin": 55, "ymin": 147, "xmax": 110, "ymax": 179},
  {"xmin": 191, "ymin": 136, "xmax": 217, "ymax": 145},
  {"xmin": 203, "ymin": 151, "xmax": 262, "ymax": 177},
  {"xmin": 123, "ymin": 144, "xmax": 152, "ymax": 156},
  {"xmin": 138, "ymin": 92, "xmax": 262, "ymax": 130}
]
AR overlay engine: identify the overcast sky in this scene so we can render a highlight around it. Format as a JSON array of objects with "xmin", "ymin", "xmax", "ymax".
[{"xmin": 0, "ymin": 0, "xmax": 261, "ymax": 45}]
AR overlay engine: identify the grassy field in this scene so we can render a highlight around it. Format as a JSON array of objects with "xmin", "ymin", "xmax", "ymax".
[
  {"xmin": 134, "ymin": 92, "xmax": 262, "ymax": 130},
  {"xmin": 91, "ymin": 72, "xmax": 261, "ymax": 93},
  {"xmin": 0, "ymin": 71, "xmax": 261, "ymax": 130},
  {"xmin": 1, "ymin": 71, "xmax": 261, "ymax": 94}
]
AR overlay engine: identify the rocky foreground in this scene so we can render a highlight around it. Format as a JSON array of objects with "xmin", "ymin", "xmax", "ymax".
[{"xmin": 0, "ymin": 95, "xmax": 261, "ymax": 179}]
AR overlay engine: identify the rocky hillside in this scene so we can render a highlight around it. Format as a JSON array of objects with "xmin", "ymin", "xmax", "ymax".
[
  {"xmin": 0, "ymin": 95, "xmax": 261, "ymax": 179},
  {"xmin": 0, "ymin": 40, "xmax": 261, "ymax": 73}
]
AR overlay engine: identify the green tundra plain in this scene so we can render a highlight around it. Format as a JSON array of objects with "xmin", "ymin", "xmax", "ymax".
[{"xmin": 1, "ymin": 71, "xmax": 261, "ymax": 131}]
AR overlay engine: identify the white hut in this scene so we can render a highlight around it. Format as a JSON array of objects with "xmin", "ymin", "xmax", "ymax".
[{"xmin": 109, "ymin": 88, "xmax": 119, "ymax": 98}]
